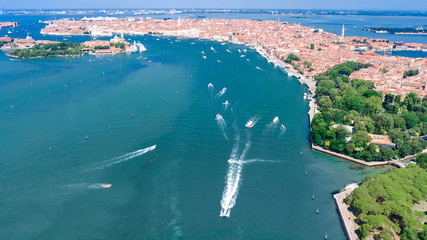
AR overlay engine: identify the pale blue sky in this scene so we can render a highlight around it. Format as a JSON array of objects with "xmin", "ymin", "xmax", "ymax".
[{"xmin": 2, "ymin": 0, "xmax": 427, "ymax": 10}]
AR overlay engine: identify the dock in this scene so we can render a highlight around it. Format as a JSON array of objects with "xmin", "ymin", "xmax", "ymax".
[{"xmin": 333, "ymin": 184, "xmax": 360, "ymax": 240}]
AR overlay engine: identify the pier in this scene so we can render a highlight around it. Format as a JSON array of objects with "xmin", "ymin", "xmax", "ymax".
[{"xmin": 333, "ymin": 184, "xmax": 360, "ymax": 240}]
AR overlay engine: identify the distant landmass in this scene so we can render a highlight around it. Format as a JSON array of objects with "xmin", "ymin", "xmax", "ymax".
[
  {"xmin": 1, "ymin": 9, "xmax": 427, "ymax": 17},
  {"xmin": 363, "ymin": 26, "xmax": 427, "ymax": 35}
]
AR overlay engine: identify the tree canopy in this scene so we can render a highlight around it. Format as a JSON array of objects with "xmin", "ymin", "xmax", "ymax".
[
  {"xmin": 8, "ymin": 42, "xmax": 83, "ymax": 59},
  {"xmin": 345, "ymin": 165, "xmax": 427, "ymax": 240},
  {"xmin": 311, "ymin": 61, "xmax": 427, "ymax": 162}
]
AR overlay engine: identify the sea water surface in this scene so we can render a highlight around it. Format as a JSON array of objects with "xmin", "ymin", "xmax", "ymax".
[{"xmin": 0, "ymin": 15, "xmax": 393, "ymax": 239}]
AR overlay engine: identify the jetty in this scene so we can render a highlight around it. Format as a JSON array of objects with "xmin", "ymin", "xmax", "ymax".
[{"xmin": 333, "ymin": 183, "xmax": 360, "ymax": 240}]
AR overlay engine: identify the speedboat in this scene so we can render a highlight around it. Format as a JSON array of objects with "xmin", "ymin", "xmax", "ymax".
[
  {"xmin": 216, "ymin": 113, "xmax": 222, "ymax": 118},
  {"xmin": 245, "ymin": 120, "xmax": 255, "ymax": 128},
  {"xmin": 223, "ymin": 100, "xmax": 229, "ymax": 106},
  {"xmin": 273, "ymin": 116, "xmax": 279, "ymax": 124},
  {"xmin": 210, "ymin": 46, "xmax": 215, "ymax": 51},
  {"xmin": 101, "ymin": 184, "xmax": 112, "ymax": 188},
  {"xmin": 202, "ymin": 56, "xmax": 207, "ymax": 59}
]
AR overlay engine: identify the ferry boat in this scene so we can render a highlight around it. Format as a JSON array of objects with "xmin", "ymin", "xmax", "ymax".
[
  {"xmin": 101, "ymin": 184, "xmax": 112, "ymax": 188},
  {"xmin": 245, "ymin": 120, "xmax": 255, "ymax": 128}
]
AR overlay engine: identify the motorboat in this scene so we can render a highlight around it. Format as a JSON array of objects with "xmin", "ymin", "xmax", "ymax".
[
  {"xmin": 223, "ymin": 100, "xmax": 229, "ymax": 106},
  {"xmin": 273, "ymin": 116, "xmax": 279, "ymax": 124},
  {"xmin": 101, "ymin": 184, "xmax": 112, "ymax": 188},
  {"xmin": 245, "ymin": 120, "xmax": 255, "ymax": 128}
]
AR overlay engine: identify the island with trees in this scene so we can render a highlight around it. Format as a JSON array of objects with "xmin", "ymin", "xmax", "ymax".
[
  {"xmin": 7, "ymin": 42, "xmax": 83, "ymax": 59},
  {"xmin": 362, "ymin": 26, "xmax": 427, "ymax": 35},
  {"xmin": 345, "ymin": 164, "xmax": 427, "ymax": 240},
  {"xmin": 310, "ymin": 61, "xmax": 426, "ymax": 162}
]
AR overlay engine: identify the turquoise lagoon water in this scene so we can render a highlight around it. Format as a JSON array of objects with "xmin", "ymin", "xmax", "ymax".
[
  {"xmin": 0, "ymin": 13, "xmax": 410, "ymax": 239},
  {"xmin": 0, "ymin": 35, "xmax": 388, "ymax": 239}
]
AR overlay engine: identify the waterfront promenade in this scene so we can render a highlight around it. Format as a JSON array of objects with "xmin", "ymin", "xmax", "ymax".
[
  {"xmin": 333, "ymin": 184, "xmax": 360, "ymax": 240},
  {"xmin": 312, "ymin": 145, "xmax": 402, "ymax": 167}
]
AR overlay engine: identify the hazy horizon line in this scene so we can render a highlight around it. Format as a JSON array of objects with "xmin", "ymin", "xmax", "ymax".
[{"xmin": 1, "ymin": 8, "xmax": 427, "ymax": 12}]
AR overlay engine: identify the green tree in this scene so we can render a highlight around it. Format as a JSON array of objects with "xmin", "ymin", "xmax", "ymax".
[
  {"xmin": 403, "ymin": 69, "xmax": 419, "ymax": 78},
  {"xmin": 350, "ymin": 130, "xmax": 370, "ymax": 148},
  {"xmin": 342, "ymin": 93, "xmax": 365, "ymax": 112},
  {"xmin": 416, "ymin": 153, "xmax": 427, "ymax": 169}
]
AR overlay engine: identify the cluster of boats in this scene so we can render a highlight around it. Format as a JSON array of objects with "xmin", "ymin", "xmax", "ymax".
[{"xmin": 303, "ymin": 92, "xmax": 312, "ymax": 100}]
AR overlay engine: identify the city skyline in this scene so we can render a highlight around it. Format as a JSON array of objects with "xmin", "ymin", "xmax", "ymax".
[{"xmin": 2, "ymin": 0, "xmax": 427, "ymax": 11}]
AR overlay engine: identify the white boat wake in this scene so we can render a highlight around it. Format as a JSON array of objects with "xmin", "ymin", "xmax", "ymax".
[
  {"xmin": 86, "ymin": 145, "xmax": 156, "ymax": 171},
  {"xmin": 66, "ymin": 183, "xmax": 112, "ymax": 190},
  {"xmin": 215, "ymin": 87, "xmax": 227, "ymax": 98},
  {"xmin": 223, "ymin": 100, "xmax": 230, "ymax": 110},
  {"xmin": 216, "ymin": 114, "xmax": 228, "ymax": 140},
  {"xmin": 219, "ymin": 135, "xmax": 251, "ymax": 217},
  {"xmin": 227, "ymin": 159, "xmax": 280, "ymax": 164},
  {"xmin": 208, "ymin": 83, "xmax": 215, "ymax": 95},
  {"xmin": 280, "ymin": 124, "xmax": 287, "ymax": 136}
]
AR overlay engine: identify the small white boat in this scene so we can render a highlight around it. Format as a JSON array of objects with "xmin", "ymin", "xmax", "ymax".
[
  {"xmin": 202, "ymin": 56, "xmax": 207, "ymax": 59},
  {"xmin": 210, "ymin": 46, "xmax": 215, "ymax": 51},
  {"xmin": 226, "ymin": 49, "xmax": 231, "ymax": 53},
  {"xmin": 238, "ymin": 49, "xmax": 241, "ymax": 53},
  {"xmin": 223, "ymin": 100, "xmax": 229, "ymax": 106},
  {"xmin": 272, "ymin": 116, "xmax": 279, "ymax": 124},
  {"xmin": 201, "ymin": 51, "xmax": 205, "ymax": 54},
  {"xmin": 256, "ymin": 66, "xmax": 261, "ymax": 70},
  {"xmin": 240, "ymin": 55, "xmax": 245, "ymax": 58},
  {"xmin": 245, "ymin": 120, "xmax": 255, "ymax": 128},
  {"xmin": 101, "ymin": 184, "xmax": 112, "ymax": 188}
]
